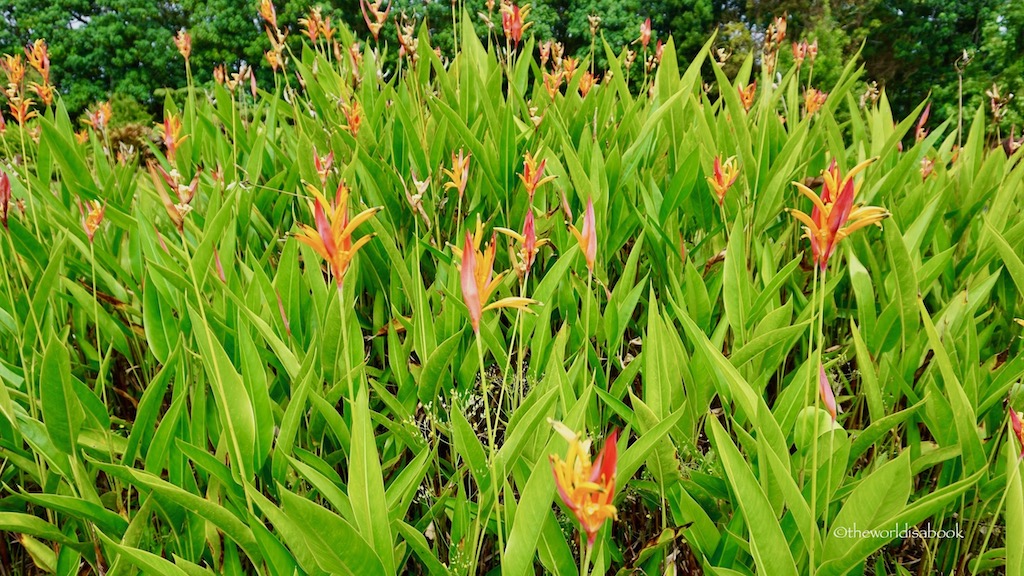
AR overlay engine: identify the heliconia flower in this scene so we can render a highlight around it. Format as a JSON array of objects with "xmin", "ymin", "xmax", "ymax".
[
  {"xmin": 83, "ymin": 102, "xmax": 113, "ymax": 132},
  {"xmin": 405, "ymin": 171, "xmax": 431, "ymax": 226},
  {"xmin": 738, "ymin": 82, "xmax": 756, "ymax": 112},
  {"xmin": 544, "ymin": 70, "xmax": 564, "ymax": 100},
  {"xmin": 259, "ymin": 0, "xmax": 278, "ymax": 29},
  {"xmin": 915, "ymin": 103, "xmax": 930, "ymax": 143},
  {"xmin": 443, "ymin": 150, "xmax": 471, "ymax": 202},
  {"xmin": 549, "ymin": 421, "xmax": 618, "ymax": 548},
  {"xmin": 456, "ymin": 223, "xmax": 538, "ymax": 333},
  {"xmin": 588, "ymin": 14, "xmax": 601, "ymax": 36},
  {"xmin": 321, "ymin": 16, "xmax": 337, "ymax": 42},
  {"xmin": 299, "ymin": 7, "xmax": 324, "ymax": 42},
  {"xmin": 552, "ymin": 41, "xmax": 565, "ymax": 68},
  {"xmin": 1010, "ymin": 405, "xmax": 1024, "ymax": 459},
  {"xmin": 0, "ymin": 170, "xmax": 11, "ymax": 229},
  {"xmin": 520, "ymin": 151, "xmax": 555, "ymax": 199},
  {"xmin": 342, "ymin": 101, "xmax": 361, "ymax": 137},
  {"xmin": 792, "ymin": 41, "xmax": 807, "ymax": 65},
  {"xmin": 578, "ymin": 71, "xmax": 597, "ymax": 97},
  {"xmin": 213, "ymin": 64, "xmax": 226, "ymax": 85},
  {"xmin": 562, "ymin": 57, "xmax": 579, "ymax": 82},
  {"xmin": 819, "ymin": 364, "xmax": 838, "ymax": 421},
  {"xmin": 501, "ymin": 4, "xmax": 531, "ymax": 46},
  {"xmin": 314, "ymin": 147, "xmax": 334, "ymax": 189},
  {"xmin": 920, "ymin": 157, "xmax": 935, "ymax": 181},
  {"xmin": 654, "ymin": 40, "xmax": 665, "ymax": 63},
  {"xmin": 174, "ymin": 29, "xmax": 192, "ymax": 61},
  {"xmin": 30, "ymin": 82, "xmax": 54, "ymax": 107},
  {"xmin": 79, "ymin": 199, "xmax": 105, "ymax": 243},
  {"xmin": 265, "ymin": 48, "xmax": 283, "ymax": 71},
  {"xmin": 807, "ymin": 40, "xmax": 818, "ymax": 63},
  {"xmin": 294, "ymin": 182, "xmax": 381, "ymax": 290},
  {"xmin": 8, "ymin": 96, "xmax": 38, "ymax": 125},
  {"xmin": 804, "ymin": 88, "xmax": 827, "ymax": 116},
  {"xmin": 788, "ymin": 159, "xmax": 889, "ymax": 270},
  {"xmin": 707, "ymin": 156, "xmax": 739, "ymax": 205},
  {"xmin": 568, "ymin": 198, "xmax": 597, "ymax": 273},
  {"xmin": 25, "ymin": 40, "xmax": 50, "ymax": 83},
  {"xmin": 159, "ymin": 114, "xmax": 187, "ymax": 163},
  {"xmin": 539, "ymin": 40, "xmax": 552, "ymax": 69},
  {"xmin": 772, "ymin": 15, "xmax": 787, "ymax": 44},
  {"xmin": 2, "ymin": 54, "xmax": 26, "ymax": 86},
  {"xmin": 148, "ymin": 161, "xmax": 201, "ymax": 233},
  {"xmin": 0, "ymin": 111, "xmax": 6, "ymax": 133},
  {"xmin": 639, "ymin": 17, "xmax": 652, "ymax": 49},
  {"xmin": 360, "ymin": 0, "xmax": 391, "ymax": 41},
  {"xmin": 496, "ymin": 209, "xmax": 549, "ymax": 277}
]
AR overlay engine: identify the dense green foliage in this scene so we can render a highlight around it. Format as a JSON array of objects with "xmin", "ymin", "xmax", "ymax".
[
  {"xmin": 1, "ymin": 0, "xmax": 1021, "ymax": 129},
  {"xmin": 1, "ymin": 8, "xmax": 1024, "ymax": 576}
]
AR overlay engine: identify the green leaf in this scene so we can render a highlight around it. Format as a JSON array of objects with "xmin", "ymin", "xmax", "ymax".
[
  {"xmin": 707, "ymin": 416, "xmax": 798, "ymax": 576},
  {"xmin": 40, "ymin": 334, "xmax": 82, "ymax": 455}
]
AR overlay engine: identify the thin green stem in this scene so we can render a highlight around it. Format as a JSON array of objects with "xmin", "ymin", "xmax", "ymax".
[
  {"xmin": 970, "ymin": 447, "xmax": 1021, "ymax": 576},
  {"xmin": 475, "ymin": 333, "xmax": 505, "ymax": 566},
  {"xmin": 581, "ymin": 538, "xmax": 593, "ymax": 576}
]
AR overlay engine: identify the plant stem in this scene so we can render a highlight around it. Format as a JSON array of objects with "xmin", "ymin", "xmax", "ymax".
[
  {"xmin": 475, "ymin": 333, "xmax": 505, "ymax": 567},
  {"xmin": 581, "ymin": 538, "xmax": 592, "ymax": 576}
]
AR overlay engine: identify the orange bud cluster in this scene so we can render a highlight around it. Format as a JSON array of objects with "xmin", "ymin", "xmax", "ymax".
[{"xmin": 361, "ymin": 0, "xmax": 391, "ymax": 41}]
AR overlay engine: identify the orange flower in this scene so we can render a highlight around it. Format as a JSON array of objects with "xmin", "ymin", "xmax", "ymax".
[
  {"xmin": 544, "ymin": 70, "xmax": 564, "ymax": 100},
  {"xmin": 25, "ymin": 40, "xmax": 50, "ymax": 83},
  {"xmin": 539, "ymin": 40, "xmax": 551, "ymax": 69},
  {"xmin": 29, "ymin": 82, "xmax": 54, "ymax": 107},
  {"xmin": 707, "ymin": 155, "xmax": 739, "ymax": 205},
  {"xmin": 519, "ymin": 151, "xmax": 555, "ymax": 199},
  {"xmin": 2, "ymin": 54, "xmax": 26, "ymax": 86},
  {"xmin": 314, "ymin": 147, "xmax": 335, "ymax": 189},
  {"xmin": 360, "ymin": 0, "xmax": 391, "ymax": 41},
  {"xmin": 639, "ymin": 17, "xmax": 652, "ymax": 49},
  {"xmin": 578, "ymin": 71, "xmax": 597, "ymax": 97},
  {"xmin": 501, "ymin": 4, "xmax": 531, "ymax": 46},
  {"xmin": 149, "ymin": 162, "xmax": 201, "ymax": 233},
  {"xmin": 342, "ymin": 101, "xmax": 361, "ymax": 137},
  {"xmin": 788, "ymin": 158, "xmax": 888, "ymax": 270},
  {"xmin": 549, "ymin": 422, "xmax": 618, "ymax": 548},
  {"xmin": 792, "ymin": 41, "xmax": 807, "ymax": 66},
  {"xmin": 562, "ymin": 57, "xmax": 579, "ymax": 82},
  {"xmin": 158, "ymin": 114, "xmax": 187, "ymax": 162},
  {"xmin": 294, "ymin": 182, "xmax": 380, "ymax": 290},
  {"xmin": 443, "ymin": 149, "xmax": 471, "ymax": 201},
  {"xmin": 7, "ymin": 96, "xmax": 37, "ymax": 125},
  {"xmin": 174, "ymin": 29, "xmax": 192, "ymax": 61},
  {"xmin": 738, "ymin": 82, "xmax": 756, "ymax": 112},
  {"xmin": 299, "ymin": 7, "xmax": 323, "ymax": 42},
  {"xmin": 259, "ymin": 0, "xmax": 278, "ymax": 29},
  {"xmin": 804, "ymin": 88, "xmax": 827, "ymax": 116},
  {"xmin": 568, "ymin": 197, "xmax": 597, "ymax": 273},
  {"xmin": 79, "ymin": 199, "xmax": 105, "ymax": 243},
  {"xmin": 83, "ymin": 102, "xmax": 113, "ymax": 132},
  {"xmin": 456, "ymin": 220, "xmax": 537, "ymax": 333},
  {"xmin": 0, "ymin": 170, "xmax": 10, "ymax": 229},
  {"xmin": 497, "ymin": 209, "xmax": 549, "ymax": 277}
]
